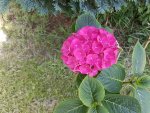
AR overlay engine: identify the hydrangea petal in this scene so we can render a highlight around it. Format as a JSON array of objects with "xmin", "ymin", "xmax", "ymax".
[
  {"xmin": 79, "ymin": 64, "xmax": 91, "ymax": 74},
  {"xmin": 86, "ymin": 54, "xmax": 99, "ymax": 65},
  {"xmin": 92, "ymin": 41, "xmax": 103, "ymax": 54},
  {"xmin": 73, "ymin": 49, "xmax": 86, "ymax": 60}
]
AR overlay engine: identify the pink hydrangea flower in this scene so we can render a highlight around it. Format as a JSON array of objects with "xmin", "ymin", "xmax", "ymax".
[{"xmin": 61, "ymin": 26, "xmax": 119, "ymax": 77}]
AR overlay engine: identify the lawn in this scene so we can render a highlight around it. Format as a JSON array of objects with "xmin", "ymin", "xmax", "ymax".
[{"xmin": 0, "ymin": 4, "xmax": 77, "ymax": 113}]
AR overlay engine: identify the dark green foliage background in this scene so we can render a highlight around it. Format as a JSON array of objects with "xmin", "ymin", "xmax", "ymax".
[{"xmin": 0, "ymin": 0, "xmax": 150, "ymax": 16}]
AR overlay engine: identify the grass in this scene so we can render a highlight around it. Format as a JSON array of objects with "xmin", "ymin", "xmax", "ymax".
[{"xmin": 0, "ymin": 3, "xmax": 77, "ymax": 113}]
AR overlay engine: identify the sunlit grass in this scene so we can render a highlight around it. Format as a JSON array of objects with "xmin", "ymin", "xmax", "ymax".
[{"xmin": 0, "ymin": 30, "xmax": 7, "ymax": 43}]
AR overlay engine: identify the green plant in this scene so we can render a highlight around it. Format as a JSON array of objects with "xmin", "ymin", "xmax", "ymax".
[
  {"xmin": 54, "ymin": 76, "xmax": 141, "ymax": 113},
  {"xmin": 0, "ymin": 0, "xmax": 10, "ymax": 13},
  {"xmin": 96, "ymin": 2, "xmax": 150, "ymax": 46},
  {"xmin": 138, "ymin": 4, "xmax": 150, "ymax": 25},
  {"xmin": 98, "ymin": 40, "xmax": 150, "ymax": 113},
  {"xmin": 54, "ymin": 13, "xmax": 150, "ymax": 113},
  {"xmin": 0, "ymin": 0, "xmax": 150, "ymax": 16},
  {"xmin": 0, "ymin": 0, "xmax": 49, "ymax": 15}
]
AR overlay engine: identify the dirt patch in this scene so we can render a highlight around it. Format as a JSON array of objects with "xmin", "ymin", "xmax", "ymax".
[
  {"xmin": 29, "ymin": 99, "xmax": 57, "ymax": 113},
  {"xmin": 46, "ymin": 14, "xmax": 74, "ymax": 33}
]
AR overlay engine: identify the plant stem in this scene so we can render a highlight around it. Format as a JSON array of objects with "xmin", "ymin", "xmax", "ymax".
[
  {"xmin": 122, "ymin": 81, "xmax": 131, "ymax": 84},
  {"xmin": 144, "ymin": 36, "xmax": 150, "ymax": 49}
]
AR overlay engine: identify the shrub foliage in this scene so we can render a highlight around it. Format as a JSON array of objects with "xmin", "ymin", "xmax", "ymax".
[{"xmin": 0, "ymin": 0, "xmax": 150, "ymax": 16}]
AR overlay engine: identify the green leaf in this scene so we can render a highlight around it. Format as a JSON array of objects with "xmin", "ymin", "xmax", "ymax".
[
  {"xmin": 97, "ymin": 64, "xmax": 125, "ymax": 93},
  {"xmin": 71, "ymin": 23, "xmax": 76, "ymax": 32},
  {"xmin": 102, "ymin": 94, "xmax": 141, "ymax": 113},
  {"xmin": 132, "ymin": 41, "xmax": 146, "ymax": 76},
  {"xmin": 88, "ymin": 105, "xmax": 109, "ymax": 113},
  {"xmin": 105, "ymin": 26, "xmax": 113, "ymax": 33},
  {"xmin": 75, "ymin": 13, "xmax": 101, "ymax": 31},
  {"xmin": 136, "ymin": 75, "xmax": 150, "ymax": 88},
  {"xmin": 76, "ymin": 74, "xmax": 86, "ymax": 88},
  {"xmin": 79, "ymin": 76, "xmax": 105, "ymax": 107},
  {"xmin": 54, "ymin": 99, "xmax": 88, "ymax": 113},
  {"xmin": 128, "ymin": 38, "xmax": 133, "ymax": 43},
  {"xmin": 134, "ymin": 88, "xmax": 150, "ymax": 113}
]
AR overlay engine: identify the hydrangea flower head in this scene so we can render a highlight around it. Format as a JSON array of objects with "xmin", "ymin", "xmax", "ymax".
[{"xmin": 61, "ymin": 26, "xmax": 119, "ymax": 77}]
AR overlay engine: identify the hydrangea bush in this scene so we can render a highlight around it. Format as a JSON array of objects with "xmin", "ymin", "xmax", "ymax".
[{"xmin": 54, "ymin": 13, "xmax": 150, "ymax": 113}]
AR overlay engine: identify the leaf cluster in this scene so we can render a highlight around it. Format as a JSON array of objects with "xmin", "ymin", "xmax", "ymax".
[
  {"xmin": 0, "ymin": 0, "xmax": 150, "ymax": 16},
  {"xmin": 54, "ymin": 13, "xmax": 150, "ymax": 113}
]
